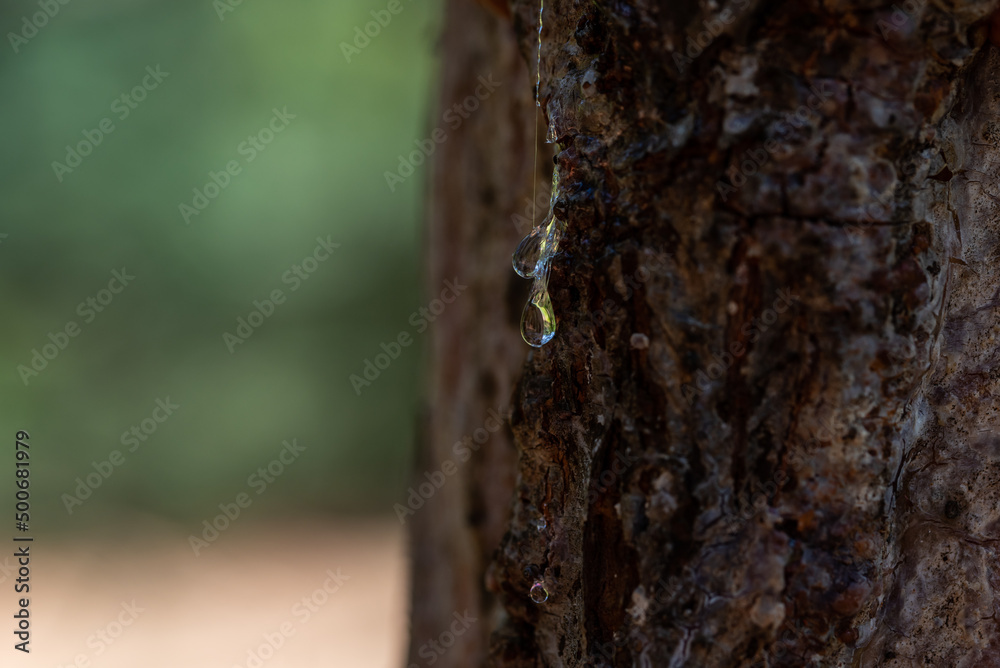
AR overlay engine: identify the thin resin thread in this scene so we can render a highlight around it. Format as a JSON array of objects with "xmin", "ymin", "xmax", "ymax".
[{"xmin": 512, "ymin": 0, "xmax": 561, "ymax": 348}]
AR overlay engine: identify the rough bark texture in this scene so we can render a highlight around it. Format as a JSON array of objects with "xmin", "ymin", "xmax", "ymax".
[{"xmin": 411, "ymin": 0, "xmax": 1000, "ymax": 666}]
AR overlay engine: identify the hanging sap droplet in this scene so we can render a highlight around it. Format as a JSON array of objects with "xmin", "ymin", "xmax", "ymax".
[
  {"xmin": 536, "ymin": 215, "xmax": 562, "ymax": 268},
  {"xmin": 547, "ymin": 165, "xmax": 561, "ymax": 196},
  {"xmin": 513, "ymin": 215, "xmax": 562, "ymax": 280},
  {"xmin": 530, "ymin": 581, "xmax": 549, "ymax": 604},
  {"xmin": 512, "ymin": 228, "xmax": 543, "ymax": 278},
  {"xmin": 533, "ymin": 516, "xmax": 547, "ymax": 531},
  {"xmin": 510, "ymin": 159, "xmax": 562, "ymax": 349},
  {"xmin": 546, "ymin": 119, "xmax": 558, "ymax": 144},
  {"xmin": 521, "ymin": 283, "xmax": 556, "ymax": 347}
]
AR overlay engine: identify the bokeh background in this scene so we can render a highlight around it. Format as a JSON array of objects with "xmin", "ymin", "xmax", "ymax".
[{"xmin": 0, "ymin": 0, "xmax": 443, "ymax": 664}]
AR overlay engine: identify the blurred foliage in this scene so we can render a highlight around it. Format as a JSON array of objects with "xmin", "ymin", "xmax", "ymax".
[{"xmin": 0, "ymin": 0, "xmax": 442, "ymax": 530}]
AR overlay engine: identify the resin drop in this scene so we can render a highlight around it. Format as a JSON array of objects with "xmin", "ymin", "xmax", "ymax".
[
  {"xmin": 533, "ymin": 516, "xmax": 547, "ymax": 531},
  {"xmin": 535, "ymin": 214, "xmax": 562, "ymax": 268},
  {"xmin": 512, "ymin": 227, "xmax": 543, "ymax": 278},
  {"xmin": 521, "ymin": 276, "xmax": 556, "ymax": 348},
  {"xmin": 530, "ymin": 581, "xmax": 549, "ymax": 604},
  {"xmin": 511, "ymin": 168, "xmax": 563, "ymax": 348},
  {"xmin": 513, "ymin": 213, "xmax": 561, "ymax": 280},
  {"xmin": 545, "ymin": 118, "xmax": 558, "ymax": 144}
]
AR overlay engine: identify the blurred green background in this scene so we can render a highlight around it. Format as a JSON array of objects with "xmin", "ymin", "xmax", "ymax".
[{"xmin": 0, "ymin": 0, "xmax": 442, "ymax": 531}]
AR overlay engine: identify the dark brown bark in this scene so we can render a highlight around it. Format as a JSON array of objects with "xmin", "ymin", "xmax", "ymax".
[{"xmin": 411, "ymin": 0, "xmax": 1000, "ymax": 666}]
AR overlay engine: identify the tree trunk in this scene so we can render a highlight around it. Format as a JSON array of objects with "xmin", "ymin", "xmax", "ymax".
[{"xmin": 410, "ymin": 1, "xmax": 1000, "ymax": 666}]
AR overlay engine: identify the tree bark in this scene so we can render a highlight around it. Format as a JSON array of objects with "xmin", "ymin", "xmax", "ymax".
[{"xmin": 410, "ymin": 1, "xmax": 1000, "ymax": 666}]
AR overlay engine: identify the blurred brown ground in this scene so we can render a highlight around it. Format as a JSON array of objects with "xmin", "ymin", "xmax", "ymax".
[{"xmin": 5, "ymin": 519, "xmax": 406, "ymax": 667}]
